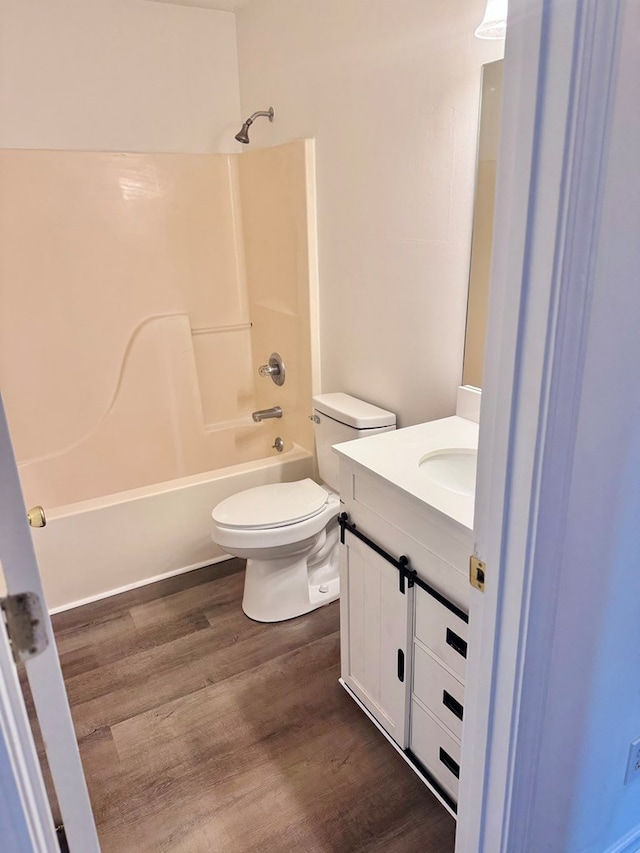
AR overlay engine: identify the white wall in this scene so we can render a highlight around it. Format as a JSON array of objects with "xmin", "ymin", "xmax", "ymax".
[
  {"xmin": 236, "ymin": 0, "xmax": 502, "ymax": 426},
  {"xmin": 0, "ymin": 0, "xmax": 241, "ymax": 153}
]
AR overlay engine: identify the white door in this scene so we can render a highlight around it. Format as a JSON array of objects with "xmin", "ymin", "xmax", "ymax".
[
  {"xmin": 340, "ymin": 532, "xmax": 413, "ymax": 747},
  {"xmin": 0, "ymin": 394, "xmax": 100, "ymax": 852}
]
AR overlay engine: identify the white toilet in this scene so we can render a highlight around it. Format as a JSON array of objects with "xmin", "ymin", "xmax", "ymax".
[{"xmin": 211, "ymin": 393, "xmax": 396, "ymax": 622}]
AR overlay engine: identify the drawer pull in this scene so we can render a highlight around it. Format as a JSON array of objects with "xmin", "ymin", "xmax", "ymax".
[
  {"xmin": 397, "ymin": 649, "xmax": 405, "ymax": 682},
  {"xmin": 446, "ymin": 627, "xmax": 468, "ymax": 659},
  {"xmin": 439, "ymin": 747, "xmax": 460, "ymax": 779},
  {"xmin": 443, "ymin": 690, "xmax": 464, "ymax": 721}
]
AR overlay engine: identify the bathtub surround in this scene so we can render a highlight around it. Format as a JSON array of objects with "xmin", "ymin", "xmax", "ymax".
[
  {"xmin": 0, "ymin": 145, "xmax": 316, "ymax": 505},
  {"xmin": 0, "ymin": 142, "xmax": 319, "ymax": 609},
  {"xmin": 240, "ymin": 141, "xmax": 319, "ymax": 456},
  {"xmin": 1, "ymin": 151, "xmax": 250, "ymax": 501}
]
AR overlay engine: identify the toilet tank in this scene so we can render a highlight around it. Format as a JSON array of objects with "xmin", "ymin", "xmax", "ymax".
[{"xmin": 313, "ymin": 393, "xmax": 396, "ymax": 491}]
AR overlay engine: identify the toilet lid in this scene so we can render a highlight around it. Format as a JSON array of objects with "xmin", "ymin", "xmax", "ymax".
[{"xmin": 212, "ymin": 479, "xmax": 330, "ymax": 530}]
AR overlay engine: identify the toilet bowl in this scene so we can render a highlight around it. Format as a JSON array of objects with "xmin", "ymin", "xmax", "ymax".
[
  {"xmin": 211, "ymin": 393, "xmax": 396, "ymax": 622},
  {"xmin": 212, "ymin": 479, "xmax": 341, "ymax": 622}
]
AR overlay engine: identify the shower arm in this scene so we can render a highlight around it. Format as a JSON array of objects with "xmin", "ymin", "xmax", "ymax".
[{"xmin": 247, "ymin": 110, "xmax": 273, "ymax": 125}]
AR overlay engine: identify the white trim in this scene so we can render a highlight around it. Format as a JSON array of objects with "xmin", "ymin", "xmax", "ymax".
[
  {"xmin": 48, "ymin": 554, "xmax": 232, "ymax": 614},
  {"xmin": 457, "ymin": 0, "xmax": 625, "ymax": 851},
  {"xmin": 0, "ymin": 736, "xmax": 38, "ymax": 853},
  {"xmin": 604, "ymin": 827, "xmax": 640, "ymax": 853},
  {"xmin": 456, "ymin": 0, "xmax": 549, "ymax": 840},
  {"xmin": 305, "ymin": 138, "xmax": 322, "ymax": 397},
  {"xmin": 497, "ymin": 3, "xmax": 623, "ymax": 847},
  {"xmin": 338, "ymin": 678, "xmax": 457, "ymax": 820}
]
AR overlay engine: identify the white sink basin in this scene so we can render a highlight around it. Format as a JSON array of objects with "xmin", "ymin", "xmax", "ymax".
[{"xmin": 418, "ymin": 448, "xmax": 478, "ymax": 497}]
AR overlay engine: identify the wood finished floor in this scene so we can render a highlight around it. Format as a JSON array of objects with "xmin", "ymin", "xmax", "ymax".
[{"xmin": 42, "ymin": 560, "xmax": 456, "ymax": 851}]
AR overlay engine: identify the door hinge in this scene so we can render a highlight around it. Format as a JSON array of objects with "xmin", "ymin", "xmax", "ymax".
[
  {"xmin": 469, "ymin": 556, "xmax": 486, "ymax": 592},
  {"xmin": 0, "ymin": 592, "xmax": 49, "ymax": 664}
]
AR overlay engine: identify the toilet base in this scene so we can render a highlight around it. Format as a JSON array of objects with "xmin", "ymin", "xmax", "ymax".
[
  {"xmin": 241, "ymin": 530, "xmax": 339, "ymax": 623},
  {"xmin": 242, "ymin": 572, "xmax": 339, "ymax": 622}
]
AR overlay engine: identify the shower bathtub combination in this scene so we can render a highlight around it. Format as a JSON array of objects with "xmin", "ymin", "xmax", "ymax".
[
  {"xmin": 36, "ymin": 445, "xmax": 313, "ymax": 612},
  {"xmin": 0, "ymin": 141, "xmax": 320, "ymax": 611}
]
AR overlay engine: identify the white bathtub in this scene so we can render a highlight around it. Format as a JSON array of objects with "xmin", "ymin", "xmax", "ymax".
[{"xmin": 34, "ymin": 446, "xmax": 314, "ymax": 612}]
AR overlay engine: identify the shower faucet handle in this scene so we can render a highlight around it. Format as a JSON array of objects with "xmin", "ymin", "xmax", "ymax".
[
  {"xmin": 258, "ymin": 353, "xmax": 285, "ymax": 386},
  {"xmin": 258, "ymin": 364, "xmax": 277, "ymax": 376}
]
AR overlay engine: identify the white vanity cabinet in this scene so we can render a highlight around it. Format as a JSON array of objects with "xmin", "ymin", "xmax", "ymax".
[
  {"xmin": 409, "ymin": 587, "xmax": 469, "ymax": 803},
  {"xmin": 335, "ymin": 437, "xmax": 474, "ymax": 817},
  {"xmin": 339, "ymin": 533, "xmax": 413, "ymax": 747}
]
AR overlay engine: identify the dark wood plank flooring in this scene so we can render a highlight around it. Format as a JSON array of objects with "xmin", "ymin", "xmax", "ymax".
[{"xmin": 42, "ymin": 560, "xmax": 456, "ymax": 851}]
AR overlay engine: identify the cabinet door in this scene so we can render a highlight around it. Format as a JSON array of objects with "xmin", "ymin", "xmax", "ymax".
[{"xmin": 340, "ymin": 533, "xmax": 413, "ymax": 747}]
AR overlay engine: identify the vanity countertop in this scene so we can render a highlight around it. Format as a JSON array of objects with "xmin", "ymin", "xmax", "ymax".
[{"xmin": 332, "ymin": 415, "xmax": 479, "ymax": 531}]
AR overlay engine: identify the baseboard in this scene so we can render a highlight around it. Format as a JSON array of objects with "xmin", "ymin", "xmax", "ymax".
[
  {"xmin": 48, "ymin": 555, "xmax": 232, "ymax": 615},
  {"xmin": 604, "ymin": 825, "xmax": 640, "ymax": 853}
]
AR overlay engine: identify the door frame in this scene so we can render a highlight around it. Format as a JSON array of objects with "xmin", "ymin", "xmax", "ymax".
[
  {"xmin": 0, "ymin": 604, "xmax": 59, "ymax": 852},
  {"xmin": 457, "ymin": 0, "xmax": 625, "ymax": 850},
  {"xmin": 0, "ymin": 395, "xmax": 101, "ymax": 851}
]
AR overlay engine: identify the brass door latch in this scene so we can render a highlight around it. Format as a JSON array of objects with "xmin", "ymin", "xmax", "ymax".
[{"xmin": 469, "ymin": 556, "xmax": 486, "ymax": 592}]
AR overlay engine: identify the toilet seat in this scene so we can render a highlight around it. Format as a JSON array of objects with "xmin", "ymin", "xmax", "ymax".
[
  {"xmin": 212, "ymin": 487, "xmax": 340, "ymax": 553},
  {"xmin": 212, "ymin": 479, "xmax": 330, "ymax": 530}
]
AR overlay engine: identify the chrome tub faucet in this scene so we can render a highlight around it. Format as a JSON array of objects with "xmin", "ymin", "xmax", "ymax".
[{"xmin": 252, "ymin": 406, "xmax": 282, "ymax": 422}]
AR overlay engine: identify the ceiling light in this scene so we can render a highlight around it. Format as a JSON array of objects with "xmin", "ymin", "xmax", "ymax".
[{"xmin": 475, "ymin": 0, "xmax": 508, "ymax": 39}]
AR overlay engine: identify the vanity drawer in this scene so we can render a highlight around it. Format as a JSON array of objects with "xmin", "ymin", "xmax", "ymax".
[
  {"xmin": 414, "ymin": 587, "xmax": 468, "ymax": 681},
  {"xmin": 410, "ymin": 699, "xmax": 461, "ymax": 802},
  {"xmin": 413, "ymin": 642, "xmax": 465, "ymax": 741}
]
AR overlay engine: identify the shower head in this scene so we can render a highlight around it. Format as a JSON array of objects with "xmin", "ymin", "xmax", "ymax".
[
  {"xmin": 234, "ymin": 107, "xmax": 274, "ymax": 144},
  {"xmin": 235, "ymin": 122, "xmax": 251, "ymax": 145}
]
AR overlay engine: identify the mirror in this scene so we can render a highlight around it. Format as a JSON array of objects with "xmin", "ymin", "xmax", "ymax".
[{"xmin": 462, "ymin": 59, "xmax": 504, "ymax": 389}]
